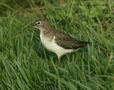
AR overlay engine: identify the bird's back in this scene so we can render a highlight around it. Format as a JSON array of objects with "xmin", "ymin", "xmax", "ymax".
[{"xmin": 53, "ymin": 30, "xmax": 89, "ymax": 49}]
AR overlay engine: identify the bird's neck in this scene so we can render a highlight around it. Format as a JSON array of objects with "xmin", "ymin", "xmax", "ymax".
[
  {"xmin": 39, "ymin": 27, "xmax": 46, "ymax": 32},
  {"xmin": 39, "ymin": 26, "xmax": 52, "ymax": 34},
  {"xmin": 39, "ymin": 28, "xmax": 49, "ymax": 37}
]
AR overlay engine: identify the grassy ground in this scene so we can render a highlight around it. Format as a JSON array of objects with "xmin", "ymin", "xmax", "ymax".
[{"xmin": 0, "ymin": 0, "xmax": 114, "ymax": 90}]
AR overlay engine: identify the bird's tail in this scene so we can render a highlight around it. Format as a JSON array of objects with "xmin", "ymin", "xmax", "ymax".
[{"xmin": 76, "ymin": 41, "xmax": 90, "ymax": 48}]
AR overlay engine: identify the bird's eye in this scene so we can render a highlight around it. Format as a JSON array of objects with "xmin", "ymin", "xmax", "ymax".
[{"xmin": 37, "ymin": 21, "xmax": 40, "ymax": 25}]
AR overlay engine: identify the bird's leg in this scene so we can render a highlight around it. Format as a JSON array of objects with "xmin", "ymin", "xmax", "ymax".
[
  {"xmin": 58, "ymin": 57, "xmax": 61, "ymax": 63},
  {"xmin": 55, "ymin": 53, "xmax": 62, "ymax": 65},
  {"xmin": 55, "ymin": 55, "xmax": 61, "ymax": 64}
]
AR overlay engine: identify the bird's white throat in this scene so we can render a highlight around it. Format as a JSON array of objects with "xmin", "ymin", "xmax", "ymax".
[{"xmin": 39, "ymin": 27, "xmax": 46, "ymax": 31}]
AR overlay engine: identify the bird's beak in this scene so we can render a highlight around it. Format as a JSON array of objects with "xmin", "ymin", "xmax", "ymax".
[
  {"xmin": 32, "ymin": 23, "xmax": 38, "ymax": 28},
  {"xmin": 33, "ymin": 25, "xmax": 38, "ymax": 29},
  {"xmin": 33, "ymin": 22, "xmax": 36, "ymax": 26}
]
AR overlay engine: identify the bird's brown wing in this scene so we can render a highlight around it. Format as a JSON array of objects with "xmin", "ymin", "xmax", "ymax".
[{"xmin": 54, "ymin": 31, "xmax": 88, "ymax": 49}]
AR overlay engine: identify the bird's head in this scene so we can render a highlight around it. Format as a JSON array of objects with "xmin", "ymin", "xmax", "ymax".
[{"xmin": 34, "ymin": 20, "xmax": 50, "ymax": 31}]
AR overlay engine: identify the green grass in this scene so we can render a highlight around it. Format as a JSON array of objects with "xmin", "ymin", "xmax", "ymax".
[{"xmin": 0, "ymin": 0, "xmax": 114, "ymax": 90}]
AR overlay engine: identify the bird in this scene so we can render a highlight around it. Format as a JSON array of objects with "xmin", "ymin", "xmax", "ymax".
[{"xmin": 34, "ymin": 20, "xmax": 89, "ymax": 62}]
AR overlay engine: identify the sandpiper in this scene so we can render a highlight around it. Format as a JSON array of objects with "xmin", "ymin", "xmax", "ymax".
[{"xmin": 34, "ymin": 20, "xmax": 89, "ymax": 61}]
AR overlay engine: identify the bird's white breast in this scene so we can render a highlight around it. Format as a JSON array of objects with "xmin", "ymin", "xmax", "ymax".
[{"xmin": 40, "ymin": 31, "xmax": 73, "ymax": 58}]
